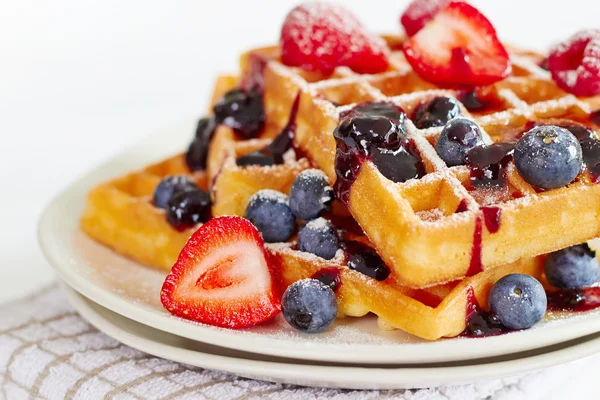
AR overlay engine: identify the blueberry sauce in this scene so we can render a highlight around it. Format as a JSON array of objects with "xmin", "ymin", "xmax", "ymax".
[
  {"xmin": 461, "ymin": 287, "xmax": 512, "ymax": 337},
  {"xmin": 455, "ymin": 199, "xmax": 469, "ymax": 213},
  {"xmin": 466, "ymin": 142, "xmax": 515, "ymax": 188},
  {"xmin": 466, "ymin": 216, "xmax": 484, "ymax": 277},
  {"xmin": 344, "ymin": 240, "xmax": 390, "ymax": 281},
  {"xmin": 458, "ymin": 90, "xmax": 486, "ymax": 112},
  {"xmin": 560, "ymin": 125, "xmax": 600, "ymax": 182},
  {"xmin": 340, "ymin": 101, "xmax": 407, "ymax": 126},
  {"xmin": 312, "ymin": 268, "xmax": 342, "ymax": 292},
  {"xmin": 481, "ymin": 206, "xmax": 501, "ymax": 233},
  {"xmin": 547, "ymin": 287, "xmax": 600, "ymax": 312}
]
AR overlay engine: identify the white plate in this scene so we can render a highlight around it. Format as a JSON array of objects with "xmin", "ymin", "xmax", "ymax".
[
  {"xmin": 38, "ymin": 121, "xmax": 600, "ymax": 365},
  {"xmin": 62, "ymin": 282, "xmax": 600, "ymax": 390}
]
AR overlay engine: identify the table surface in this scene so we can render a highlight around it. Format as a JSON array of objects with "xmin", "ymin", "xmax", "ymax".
[{"xmin": 1, "ymin": 1, "xmax": 598, "ymax": 398}]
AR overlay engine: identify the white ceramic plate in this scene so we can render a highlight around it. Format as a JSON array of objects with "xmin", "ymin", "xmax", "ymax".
[
  {"xmin": 62, "ymin": 282, "xmax": 600, "ymax": 390},
  {"xmin": 38, "ymin": 121, "xmax": 600, "ymax": 365}
]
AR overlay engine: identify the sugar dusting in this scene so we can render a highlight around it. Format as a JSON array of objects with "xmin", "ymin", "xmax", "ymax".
[{"xmin": 416, "ymin": 208, "xmax": 445, "ymax": 222}]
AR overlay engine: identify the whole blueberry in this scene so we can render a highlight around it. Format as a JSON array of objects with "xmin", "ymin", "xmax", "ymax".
[
  {"xmin": 289, "ymin": 169, "xmax": 333, "ymax": 220},
  {"xmin": 166, "ymin": 189, "xmax": 211, "ymax": 230},
  {"xmin": 436, "ymin": 118, "xmax": 485, "ymax": 166},
  {"xmin": 545, "ymin": 244, "xmax": 599, "ymax": 289},
  {"xmin": 514, "ymin": 126, "xmax": 582, "ymax": 189},
  {"xmin": 297, "ymin": 218, "xmax": 340, "ymax": 260},
  {"xmin": 153, "ymin": 176, "xmax": 199, "ymax": 209},
  {"xmin": 282, "ymin": 279, "xmax": 337, "ymax": 333},
  {"xmin": 488, "ymin": 274, "xmax": 547, "ymax": 330},
  {"xmin": 413, "ymin": 97, "xmax": 461, "ymax": 129},
  {"xmin": 213, "ymin": 88, "xmax": 265, "ymax": 139},
  {"xmin": 245, "ymin": 190, "xmax": 296, "ymax": 242},
  {"xmin": 185, "ymin": 117, "xmax": 217, "ymax": 172},
  {"xmin": 236, "ymin": 150, "xmax": 275, "ymax": 167}
]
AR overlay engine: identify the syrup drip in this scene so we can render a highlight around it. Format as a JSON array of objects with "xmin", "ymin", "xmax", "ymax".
[
  {"xmin": 466, "ymin": 216, "xmax": 483, "ymax": 276},
  {"xmin": 312, "ymin": 267, "xmax": 342, "ymax": 292},
  {"xmin": 547, "ymin": 287, "xmax": 600, "ymax": 312},
  {"xmin": 455, "ymin": 199, "xmax": 469, "ymax": 213},
  {"xmin": 461, "ymin": 287, "xmax": 512, "ymax": 337},
  {"xmin": 590, "ymin": 110, "xmax": 600, "ymax": 127},
  {"xmin": 481, "ymin": 206, "xmax": 501, "ymax": 233},
  {"xmin": 343, "ymin": 240, "xmax": 390, "ymax": 281}
]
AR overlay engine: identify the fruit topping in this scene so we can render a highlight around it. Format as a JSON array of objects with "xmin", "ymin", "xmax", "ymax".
[
  {"xmin": 213, "ymin": 88, "xmax": 265, "ymax": 139},
  {"xmin": 343, "ymin": 101, "xmax": 407, "ymax": 126},
  {"xmin": 412, "ymin": 96, "xmax": 461, "ymax": 129},
  {"xmin": 403, "ymin": 2, "xmax": 511, "ymax": 86},
  {"xmin": 400, "ymin": 0, "xmax": 453, "ymax": 37},
  {"xmin": 312, "ymin": 267, "xmax": 342, "ymax": 292},
  {"xmin": 282, "ymin": 278, "xmax": 337, "ymax": 333},
  {"xmin": 153, "ymin": 176, "xmax": 199, "ymax": 209},
  {"xmin": 466, "ymin": 142, "xmax": 515, "ymax": 188},
  {"xmin": 297, "ymin": 218, "xmax": 340, "ymax": 260},
  {"xmin": 185, "ymin": 117, "xmax": 217, "ymax": 172},
  {"xmin": 280, "ymin": 3, "xmax": 389, "ymax": 73},
  {"xmin": 245, "ymin": 190, "xmax": 296, "ymax": 243},
  {"xmin": 344, "ymin": 240, "xmax": 390, "ymax": 281},
  {"xmin": 547, "ymin": 287, "xmax": 600, "ymax": 312},
  {"xmin": 289, "ymin": 169, "xmax": 334, "ymax": 221},
  {"xmin": 514, "ymin": 126, "xmax": 582, "ymax": 190},
  {"xmin": 548, "ymin": 30, "xmax": 600, "ymax": 96},
  {"xmin": 544, "ymin": 244, "xmax": 599, "ymax": 289},
  {"xmin": 488, "ymin": 274, "xmax": 547, "ymax": 330},
  {"xmin": 160, "ymin": 216, "xmax": 281, "ymax": 328},
  {"xmin": 436, "ymin": 117, "xmax": 485, "ymax": 166},
  {"xmin": 236, "ymin": 151, "xmax": 276, "ymax": 167},
  {"xmin": 562, "ymin": 125, "xmax": 600, "ymax": 182},
  {"xmin": 166, "ymin": 189, "xmax": 211, "ymax": 231}
]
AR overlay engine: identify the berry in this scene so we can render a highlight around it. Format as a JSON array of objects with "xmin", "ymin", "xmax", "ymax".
[
  {"xmin": 160, "ymin": 216, "xmax": 281, "ymax": 328},
  {"xmin": 185, "ymin": 117, "xmax": 217, "ymax": 172},
  {"xmin": 403, "ymin": 2, "xmax": 511, "ymax": 86},
  {"xmin": 236, "ymin": 150, "xmax": 275, "ymax": 167},
  {"xmin": 548, "ymin": 30, "xmax": 600, "ymax": 96},
  {"xmin": 514, "ymin": 126, "xmax": 582, "ymax": 189},
  {"xmin": 345, "ymin": 241, "xmax": 390, "ymax": 281},
  {"xmin": 312, "ymin": 268, "xmax": 342, "ymax": 292},
  {"xmin": 400, "ymin": 0, "xmax": 453, "ymax": 37},
  {"xmin": 282, "ymin": 279, "xmax": 337, "ymax": 333},
  {"xmin": 436, "ymin": 118, "xmax": 485, "ymax": 166},
  {"xmin": 289, "ymin": 169, "xmax": 333, "ymax": 220},
  {"xmin": 297, "ymin": 218, "xmax": 340, "ymax": 260},
  {"xmin": 413, "ymin": 97, "xmax": 461, "ymax": 129},
  {"xmin": 545, "ymin": 244, "xmax": 600, "ymax": 289},
  {"xmin": 213, "ymin": 88, "xmax": 265, "ymax": 139},
  {"xmin": 280, "ymin": 3, "xmax": 389, "ymax": 74},
  {"xmin": 153, "ymin": 176, "xmax": 198, "ymax": 209},
  {"xmin": 245, "ymin": 190, "xmax": 296, "ymax": 243},
  {"xmin": 166, "ymin": 189, "xmax": 211, "ymax": 231},
  {"xmin": 488, "ymin": 274, "xmax": 547, "ymax": 330}
]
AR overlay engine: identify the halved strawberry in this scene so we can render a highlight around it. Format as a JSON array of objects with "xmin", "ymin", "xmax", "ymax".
[
  {"xmin": 160, "ymin": 216, "xmax": 281, "ymax": 328},
  {"xmin": 400, "ymin": 0, "xmax": 454, "ymax": 37},
  {"xmin": 403, "ymin": 2, "xmax": 511, "ymax": 87},
  {"xmin": 280, "ymin": 2, "xmax": 389, "ymax": 74}
]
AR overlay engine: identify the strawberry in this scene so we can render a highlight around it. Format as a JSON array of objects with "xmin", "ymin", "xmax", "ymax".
[
  {"xmin": 403, "ymin": 2, "xmax": 511, "ymax": 87},
  {"xmin": 160, "ymin": 216, "xmax": 281, "ymax": 328},
  {"xmin": 280, "ymin": 2, "xmax": 389, "ymax": 74},
  {"xmin": 548, "ymin": 30, "xmax": 600, "ymax": 97},
  {"xmin": 400, "ymin": 0, "xmax": 454, "ymax": 37}
]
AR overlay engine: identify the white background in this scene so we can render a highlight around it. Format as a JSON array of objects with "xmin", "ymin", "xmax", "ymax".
[{"xmin": 0, "ymin": 1, "xmax": 598, "ymax": 398}]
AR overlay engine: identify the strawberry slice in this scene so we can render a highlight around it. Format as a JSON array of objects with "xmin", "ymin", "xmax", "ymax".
[
  {"xmin": 403, "ymin": 2, "xmax": 511, "ymax": 86},
  {"xmin": 400, "ymin": 0, "xmax": 454, "ymax": 37},
  {"xmin": 160, "ymin": 216, "xmax": 281, "ymax": 328},
  {"xmin": 280, "ymin": 2, "xmax": 389, "ymax": 74}
]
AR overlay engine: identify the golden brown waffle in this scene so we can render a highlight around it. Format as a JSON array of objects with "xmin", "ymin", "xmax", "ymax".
[{"xmin": 241, "ymin": 36, "xmax": 600, "ymax": 288}]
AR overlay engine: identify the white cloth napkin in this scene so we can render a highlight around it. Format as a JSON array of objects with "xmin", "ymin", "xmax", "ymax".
[{"xmin": 0, "ymin": 284, "xmax": 595, "ymax": 400}]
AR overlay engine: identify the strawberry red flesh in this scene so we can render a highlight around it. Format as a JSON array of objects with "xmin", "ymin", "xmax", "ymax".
[
  {"xmin": 400, "ymin": 0, "xmax": 454, "ymax": 37},
  {"xmin": 403, "ymin": 2, "xmax": 511, "ymax": 87},
  {"xmin": 161, "ymin": 216, "xmax": 281, "ymax": 328},
  {"xmin": 548, "ymin": 30, "xmax": 600, "ymax": 97},
  {"xmin": 280, "ymin": 2, "xmax": 389, "ymax": 74}
]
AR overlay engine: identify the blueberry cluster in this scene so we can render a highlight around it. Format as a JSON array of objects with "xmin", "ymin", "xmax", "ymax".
[
  {"xmin": 245, "ymin": 169, "xmax": 339, "ymax": 259},
  {"xmin": 152, "ymin": 176, "xmax": 211, "ymax": 230}
]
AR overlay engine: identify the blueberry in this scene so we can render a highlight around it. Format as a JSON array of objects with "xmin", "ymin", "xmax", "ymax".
[
  {"xmin": 514, "ymin": 126, "xmax": 582, "ymax": 189},
  {"xmin": 185, "ymin": 117, "xmax": 217, "ymax": 172},
  {"xmin": 213, "ymin": 88, "xmax": 265, "ymax": 139},
  {"xmin": 236, "ymin": 150, "xmax": 275, "ymax": 167},
  {"xmin": 413, "ymin": 97, "xmax": 461, "ymax": 129},
  {"xmin": 282, "ymin": 279, "xmax": 337, "ymax": 333},
  {"xmin": 297, "ymin": 218, "xmax": 340, "ymax": 260},
  {"xmin": 289, "ymin": 170, "xmax": 333, "ymax": 220},
  {"xmin": 544, "ymin": 244, "xmax": 599, "ymax": 289},
  {"xmin": 436, "ymin": 118, "xmax": 485, "ymax": 166},
  {"xmin": 166, "ymin": 189, "xmax": 211, "ymax": 230},
  {"xmin": 488, "ymin": 274, "xmax": 547, "ymax": 330},
  {"xmin": 245, "ymin": 190, "xmax": 296, "ymax": 242},
  {"xmin": 153, "ymin": 176, "xmax": 199, "ymax": 209}
]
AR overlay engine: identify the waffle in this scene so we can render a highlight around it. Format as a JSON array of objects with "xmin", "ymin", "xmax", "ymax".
[{"xmin": 241, "ymin": 36, "xmax": 600, "ymax": 288}]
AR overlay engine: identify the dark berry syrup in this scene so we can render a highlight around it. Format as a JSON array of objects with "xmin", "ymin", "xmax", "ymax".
[
  {"xmin": 312, "ymin": 267, "xmax": 342, "ymax": 291},
  {"xmin": 343, "ymin": 240, "xmax": 390, "ymax": 281},
  {"xmin": 466, "ymin": 216, "xmax": 484, "ymax": 277},
  {"xmin": 481, "ymin": 206, "xmax": 501, "ymax": 233},
  {"xmin": 461, "ymin": 287, "xmax": 513, "ymax": 337},
  {"xmin": 465, "ymin": 142, "xmax": 515, "ymax": 188},
  {"xmin": 547, "ymin": 287, "xmax": 600, "ymax": 312},
  {"xmin": 562, "ymin": 125, "xmax": 600, "ymax": 182}
]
